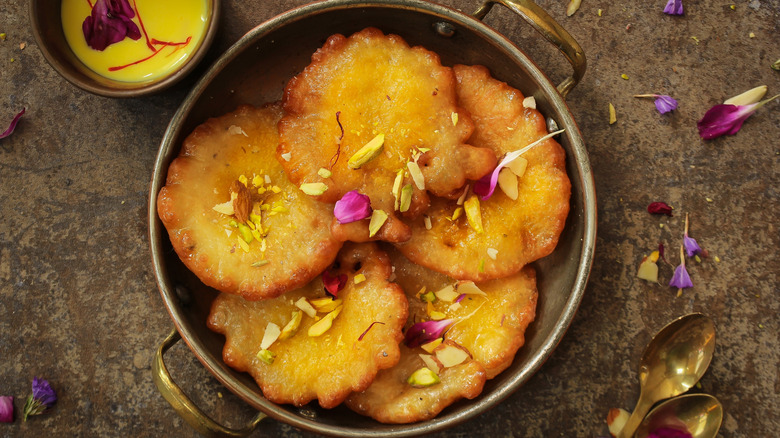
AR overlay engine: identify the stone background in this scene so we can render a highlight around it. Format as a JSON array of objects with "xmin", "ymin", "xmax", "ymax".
[{"xmin": 1, "ymin": 0, "xmax": 778, "ymax": 436}]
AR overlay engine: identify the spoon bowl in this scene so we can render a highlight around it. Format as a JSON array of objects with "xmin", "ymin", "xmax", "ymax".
[
  {"xmin": 618, "ymin": 314, "xmax": 716, "ymax": 438},
  {"xmin": 634, "ymin": 394, "xmax": 723, "ymax": 438}
]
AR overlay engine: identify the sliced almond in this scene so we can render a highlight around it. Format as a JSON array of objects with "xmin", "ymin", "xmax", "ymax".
[
  {"xmin": 434, "ymin": 285, "xmax": 459, "ymax": 302},
  {"xmin": 419, "ymin": 354, "xmax": 443, "ymax": 374},
  {"xmin": 497, "ymin": 168, "xmax": 519, "ymax": 200},
  {"xmin": 310, "ymin": 297, "xmax": 343, "ymax": 313},
  {"xmin": 434, "ymin": 341, "xmax": 471, "ymax": 368},
  {"xmin": 455, "ymin": 281, "xmax": 487, "ymax": 296},
  {"xmin": 260, "ymin": 322, "xmax": 281, "ymax": 350},
  {"xmin": 506, "ymin": 156, "xmax": 528, "ymax": 178}
]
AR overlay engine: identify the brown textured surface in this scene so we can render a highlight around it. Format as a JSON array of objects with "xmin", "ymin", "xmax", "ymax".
[{"xmin": 0, "ymin": 0, "xmax": 778, "ymax": 436}]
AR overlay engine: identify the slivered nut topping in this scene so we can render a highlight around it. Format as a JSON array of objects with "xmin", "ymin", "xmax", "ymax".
[{"xmin": 230, "ymin": 180, "xmax": 252, "ymax": 223}]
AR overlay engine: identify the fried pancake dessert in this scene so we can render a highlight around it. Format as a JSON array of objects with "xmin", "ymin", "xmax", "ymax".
[
  {"xmin": 278, "ymin": 27, "xmax": 496, "ymax": 243},
  {"xmin": 157, "ymin": 104, "xmax": 342, "ymax": 300},
  {"xmin": 345, "ymin": 247, "xmax": 537, "ymax": 423},
  {"xmin": 395, "ymin": 64, "xmax": 571, "ymax": 281},
  {"xmin": 345, "ymin": 342, "xmax": 486, "ymax": 424},
  {"xmin": 207, "ymin": 242, "xmax": 408, "ymax": 409}
]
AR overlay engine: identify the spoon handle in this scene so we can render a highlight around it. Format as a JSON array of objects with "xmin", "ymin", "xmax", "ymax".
[{"xmin": 618, "ymin": 396, "xmax": 655, "ymax": 438}]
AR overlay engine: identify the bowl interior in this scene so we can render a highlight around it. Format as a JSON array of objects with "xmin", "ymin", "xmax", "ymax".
[
  {"xmin": 149, "ymin": 1, "xmax": 595, "ymax": 436},
  {"xmin": 29, "ymin": 0, "xmax": 219, "ymax": 97}
]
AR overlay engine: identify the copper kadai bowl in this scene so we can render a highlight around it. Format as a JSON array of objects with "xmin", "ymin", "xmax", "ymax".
[{"xmin": 148, "ymin": 0, "xmax": 596, "ymax": 436}]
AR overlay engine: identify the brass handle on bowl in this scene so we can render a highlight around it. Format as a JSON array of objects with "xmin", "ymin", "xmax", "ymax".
[
  {"xmin": 473, "ymin": 0, "xmax": 586, "ymax": 97},
  {"xmin": 152, "ymin": 329, "xmax": 267, "ymax": 437}
]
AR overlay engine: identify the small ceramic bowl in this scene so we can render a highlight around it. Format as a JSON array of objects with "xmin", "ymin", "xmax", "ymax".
[{"xmin": 29, "ymin": 0, "xmax": 220, "ymax": 98}]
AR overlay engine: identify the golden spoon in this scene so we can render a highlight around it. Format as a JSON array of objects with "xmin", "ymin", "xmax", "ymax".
[
  {"xmin": 617, "ymin": 313, "xmax": 716, "ymax": 438},
  {"xmin": 634, "ymin": 393, "xmax": 723, "ymax": 438}
]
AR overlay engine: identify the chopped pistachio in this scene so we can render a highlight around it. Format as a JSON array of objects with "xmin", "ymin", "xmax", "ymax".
[
  {"xmin": 463, "ymin": 195, "xmax": 484, "ymax": 234},
  {"xmin": 270, "ymin": 186, "xmax": 282, "ymax": 194},
  {"xmin": 279, "ymin": 311, "xmax": 302, "ymax": 340},
  {"xmin": 237, "ymin": 236, "xmax": 250, "ymax": 253},
  {"xmin": 421, "ymin": 291, "xmax": 436, "ymax": 302},
  {"xmin": 450, "ymin": 207, "xmax": 463, "ymax": 221},
  {"xmin": 308, "ymin": 305, "xmax": 343, "ymax": 336},
  {"xmin": 237, "ymin": 224, "xmax": 253, "ymax": 243},
  {"xmin": 397, "ymin": 184, "xmax": 413, "ymax": 213},
  {"xmin": 429, "ymin": 311, "xmax": 447, "ymax": 321},
  {"xmin": 609, "ymin": 103, "xmax": 617, "ymax": 124},
  {"xmin": 299, "ymin": 182, "xmax": 328, "ymax": 196},
  {"xmin": 251, "ymin": 260, "xmax": 269, "ymax": 267},
  {"xmin": 566, "ymin": 0, "xmax": 581, "ymax": 16},
  {"xmin": 479, "ymin": 259, "xmax": 485, "ymax": 272},
  {"xmin": 256, "ymin": 349, "xmax": 276, "ymax": 365},
  {"xmin": 260, "ymin": 322, "xmax": 282, "ymax": 350},
  {"xmin": 407, "ymin": 161, "xmax": 425, "ymax": 190},
  {"xmin": 353, "ymin": 273, "xmax": 366, "ymax": 284},
  {"xmin": 317, "ymin": 168, "xmax": 332, "ymax": 178},
  {"xmin": 407, "ymin": 367, "xmax": 440, "ymax": 388},
  {"xmin": 772, "ymin": 59, "xmax": 780, "ymax": 71},
  {"xmin": 310, "ymin": 297, "xmax": 343, "ymax": 313},
  {"xmin": 365, "ymin": 210, "xmax": 388, "ymax": 238},
  {"xmin": 295, "ymin": 297, "xmax": 317, "ymax": 318},
  {"xmin": 497, "ymin": 168, "xmax": 519, "ymax": 200},
  {"xmin": 450, "ymin": 112, "xmax": 459, "ymax": 126},
  {"xmin": 348, "ymin": 133, "xmax": 385, "ymax": 169},
  {"xmin": 252, "ymin": 175, "xmax": 263, "ymax": 187}
]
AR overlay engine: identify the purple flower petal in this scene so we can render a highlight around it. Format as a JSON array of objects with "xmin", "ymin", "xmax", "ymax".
[
  {"xmin": 648, "ymin": 427, "xmax": 693, "ymax": 438},
  {"xmin": 82, "ymin": 0, "xmax": 141, "ymax": 51},
  {"xmin": 654, "ymin": 95, "xmax": 678, "ymax": 114},
  {"xmin": 669, "ymin": 263, "xmax": 693, "ymax": 289},
  {"xmin": 683, "ymin": 234, "xmax": 701, "ymax": 257},
  {"xmin": 404, "ymin": 319, "xmax": 454, "ymax": 348},
  {"xmin": 23, "ymin": 377, "xmax": 56, "ymax": 421},
  {"xmin": 663, "ymin": 0, "xmax": 684, "ymax": 15},
  {"xmin": 333, "ymin": 190, "xmax": 372, "ymax": 223},
  {"xmin": 32, "ymin": 377, "xmax": 57, "ymax": 408},
  {"xmin": 0, "ymin": 108, "xmax": 25, "ymax": 139},
  {"xmin": 0, "ymin": 396, "xmax": 13, "ymax": 423}
]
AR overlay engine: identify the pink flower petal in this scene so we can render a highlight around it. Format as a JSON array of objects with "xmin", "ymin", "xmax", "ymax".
[
  {"xmin": 0, "ymin": 108, "xmax": 25, "ymax": 139},
  {"xmin": 82, "ymin": 0, "xmax": 141, "ymax": 51},
  {"xmin": 0, "ymin": 396, "xmax": 13, "ymax": 423},
  {"xmin": 333, "ymin": 190, "xmax": 372, "ymax": 223},
  {"xmin": 322, "ymin": 270, "xmax": 347, "ymax": 298},
  {"xmin": 404, "ymin": 319, "xmax": 455, "ymax": 348},
  {"xmin": 696, "ymin": 104, "xmax": 753, "ymax": 140}
]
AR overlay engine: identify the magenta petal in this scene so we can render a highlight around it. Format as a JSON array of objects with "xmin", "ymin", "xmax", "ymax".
[
  {"xmin": 654, "ymin": 95, "xmax": 678, "ymax": 114},
  {"xmin": 696, "ymin": 104, "xmax": 754, "ymax": 140},
  {"xmin": 663, "ymin": 0, "xmax": 684, "ymax": 15},
  {"xmin": 333, "ymin": 190, "xmax": 372, "ymax": 223},
  {"xmin": 404, "ymin": 319, "xmax": 455, "ymax": 348},
  {"xmin": 648, "ymin": 201, "xmax": 673, "ymax": 216},
  {"xmin": 322, "ymin": 270, "xmax": 347, "ymax": 298},
  {"xmin": 0, "ymin": 396, "xmax": 13, "ymax": 423},
  {"xmin": 0, "ymin": 108, "xmax": 25, "ymax": 139},
  {"xmin": 669, "ymin": 264, "xmax": 693, "ymax": 289},
  {"xmin": 82, "ymin": 0, "xmax": 141, "ymax": 51}
]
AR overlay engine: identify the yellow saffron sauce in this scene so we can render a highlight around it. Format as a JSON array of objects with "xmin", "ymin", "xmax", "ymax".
[{"xmin": 61, "ymin": 0, "xmax": 209, "ymax": 83}]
